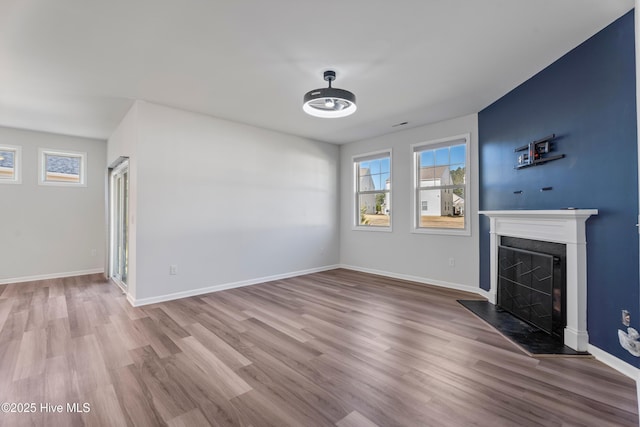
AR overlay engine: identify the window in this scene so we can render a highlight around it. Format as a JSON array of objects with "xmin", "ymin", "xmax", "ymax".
[
  {"xmin": 354, "ymin": 150, "xmax": 391, "ymax": 229},
  {"xmin": 39, "ymin": 149, "xmax": 86, "ymax": 186},
  {"xmin": 412, "ymin": 134, "xmax": 469, "ymax": 234},
  {"xmin": 0, "ymin": 145, "xmax": 21, "ymax": 184}
]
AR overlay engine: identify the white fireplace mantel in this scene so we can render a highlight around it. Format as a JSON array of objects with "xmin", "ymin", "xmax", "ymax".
[{"xmin": 479, "ymin": 209, "xmax": 598, "ymax": 352}]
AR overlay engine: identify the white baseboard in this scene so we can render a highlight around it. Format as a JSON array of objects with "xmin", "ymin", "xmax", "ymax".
[
  {"xmin": 588, "ymin": 344, "xmax": 640, "ymax": 415},
  {"xmin": 126, "ymin": 292, "xmax": 136, "ymax": 307},
  {"xmin": 588, "ymin": 344, "xmax": 640, "ymax": 380},
  {"xmin": 0, "ymin": 268, "xmax": 105, "ymax": 285},
  {"xmin": 338, "ymin": 264, "xmax": 484, "ymax": 297},
  {"xmin": 129, "ymin": 264, "xmax": 341, "ymax": 307},
  {"xmin": 476, "ymin": 287, "xmax": 492, "ymax": 301}
]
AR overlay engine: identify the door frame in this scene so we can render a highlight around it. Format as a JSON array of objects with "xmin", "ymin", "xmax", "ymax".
[{"xmin": 108, "ymin": 157, "xmax": 130, "ymax": 291}]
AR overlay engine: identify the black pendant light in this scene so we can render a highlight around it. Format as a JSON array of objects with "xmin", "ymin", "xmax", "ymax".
[{"xmin": 303, "ymin": 70, "xmax": 357, "ymax": 118}]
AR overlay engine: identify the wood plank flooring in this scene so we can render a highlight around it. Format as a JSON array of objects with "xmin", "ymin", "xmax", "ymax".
[{"xmin": 0, "ymin": 269, "xmax": 636, "ymax": 426}]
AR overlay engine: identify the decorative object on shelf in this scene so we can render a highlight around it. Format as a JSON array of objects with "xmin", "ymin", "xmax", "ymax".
[
  {"xmin": 514, "ymin": 134, "xmax": 564, "ymax": 169},
  {"xmin": 303, "ymin": 70, "xmax": 357, "ymax": 118}
]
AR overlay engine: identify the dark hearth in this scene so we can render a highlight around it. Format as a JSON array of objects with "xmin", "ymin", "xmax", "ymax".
[{"xmin": 458, "ymin": 300, "xmax": 589, "ymax": 356}]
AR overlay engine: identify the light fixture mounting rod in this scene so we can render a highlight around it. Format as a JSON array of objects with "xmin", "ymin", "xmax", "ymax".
[{"xmin": 323, "ymin": 70, "xmax": 336, "ymax": 88}]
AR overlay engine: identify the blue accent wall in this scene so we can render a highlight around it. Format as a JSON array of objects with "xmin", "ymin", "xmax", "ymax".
[{"xmin": 478, "ymin": 11, "xmax": 638, "ymax": 365}]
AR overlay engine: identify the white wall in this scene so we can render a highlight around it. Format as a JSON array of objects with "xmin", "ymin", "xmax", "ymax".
[
  {"xmin": 110, "ymin": 101, "xmax": 340, "ymax": 304},
  {"xmin": 106, "ymin": 104, "xmax": 139, "ymax": 299},
  {"xmin": 339, "ymin": 114, "xmax": 480, "ymax": 292},
  {"xmin": 0, "ymin": 126, "xmax": 106, "ymax": 283}
]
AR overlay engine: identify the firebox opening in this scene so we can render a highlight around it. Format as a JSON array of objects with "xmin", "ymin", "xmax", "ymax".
[{"xmin": 498, "ymin": 237, "xmax": 566, "ymax": 341}]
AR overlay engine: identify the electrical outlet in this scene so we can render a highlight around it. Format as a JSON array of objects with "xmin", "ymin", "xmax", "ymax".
[
  {"xmin": 169, "ymin": 265, "xmax": 178, "ymax": 275},
  {"xmin": 448, "ymin": 257, "xmax": 455, "ymax": 267}
]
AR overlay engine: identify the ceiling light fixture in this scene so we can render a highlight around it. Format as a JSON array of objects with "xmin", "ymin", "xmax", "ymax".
[{"xmin": 303, "ymin": 70, "xmax": 356, "ymax": 118}]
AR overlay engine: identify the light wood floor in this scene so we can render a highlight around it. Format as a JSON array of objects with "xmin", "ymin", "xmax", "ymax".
[{"xmin": 0, "ymin": 269, "xmax": 637, "ymax": 426}]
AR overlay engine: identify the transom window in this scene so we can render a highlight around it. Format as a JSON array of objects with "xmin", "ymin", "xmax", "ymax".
[
  {"xmin": 354, "ymin": 150, "xmax": 391, "ymax": 229},
  {"xmin": 412, "ymin": 135, "xmax": 469, "ymax": 234},
  {"xmin": 39, "ymin": 149, "xmax": 87, "ymax": 186},
  {"xmin": 0, "ymin": 145, "xmax": 21, "ymax": 184}
]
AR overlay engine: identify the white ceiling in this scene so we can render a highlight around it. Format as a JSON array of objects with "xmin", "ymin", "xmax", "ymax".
[{"xmin": 0, "ymin": 0, "xmax": 634, "ymax": 144}]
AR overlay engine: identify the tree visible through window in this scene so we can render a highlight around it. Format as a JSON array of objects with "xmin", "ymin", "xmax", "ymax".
[
  {"xmin": 354, "ymin": 151, "xmax": 391, "ymax": 228},
  {"xmin": 413, "ymin": 135, "xmax": 468, "ymax": 231}
]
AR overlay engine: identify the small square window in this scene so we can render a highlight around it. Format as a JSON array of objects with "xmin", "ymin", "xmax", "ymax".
[
  {"xmin": 0, "ymin": 145, "xmax": 22, "ymax": 184},
  {"xmin": 39, "ymin": 149, "xmax": 87, "ymax": 186}
]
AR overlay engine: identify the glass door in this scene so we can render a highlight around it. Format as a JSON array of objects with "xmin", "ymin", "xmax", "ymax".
[{"xmin": 110, "ymin": 160, "xmax": 129, "ymax": 290}]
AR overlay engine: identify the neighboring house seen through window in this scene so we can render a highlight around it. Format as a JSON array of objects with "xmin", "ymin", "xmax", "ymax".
[
  {"xmin": 413, "ymin": 135, "xmax": 468, "ymax": 234},
  {"xmin": 0, "ymin": 145, "xmax": 21, "ymax": 184},
  {"xmin": 354, "ymin": 150, "xmax": 391, "ymax": 229}
]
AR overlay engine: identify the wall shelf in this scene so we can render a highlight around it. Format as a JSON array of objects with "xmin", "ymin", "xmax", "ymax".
[
  {"xmin": 514, "ymin": 134, "xmax": 564, "ymax": 169},
  {"xmin": 515, "ymin": 154, "xmax": 565, "ymax": 169}
]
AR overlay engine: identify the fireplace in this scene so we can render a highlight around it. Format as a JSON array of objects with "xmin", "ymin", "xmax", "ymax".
[
  {"xmin": 479, "ymin": 209, "xmax": 597, "ymax": 351},
  {"xmin": 498, "ymin": 237, "xmax": 566, "ymax": 340}
]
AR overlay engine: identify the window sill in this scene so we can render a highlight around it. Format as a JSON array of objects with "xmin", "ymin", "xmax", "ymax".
[
  {"xmin": 38, "ymin": 181, "xmax": 87, "ymax": 188},
  {"xmin": 411, "ymin": 227, "xmax": 470, "ymax": 237},
  {"xmin": 353, "ymin": 225, "xmax": 393, "ymax": 233}
]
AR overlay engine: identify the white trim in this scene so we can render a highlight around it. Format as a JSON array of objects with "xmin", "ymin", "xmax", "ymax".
[
  {"xmin": 108, "ymin": 159, "xmax": 130, "ymax": 288},
  {"xmin": 588, "ymin": 344, "xmax": 640, "ymax": 380},
  {"xmin": 476, "ymin": 287, "xmax": 492, "ymax": 301},
  {"xmin": 0, "ymin": 144, "xmax": 22, "ymax": 184},
  {"xmin": 128, "ymin": 264, "xmax": 340, "ymax": 307},
  {"xmin": 353, "ymin": 149, "xmax": 392, "ymax": 163},
  {"xmin": 126, "ymin": 292, "xmax": 136, "ymax": 307},
  {"xmin": 352, "ymin": 148, "xmax": 393, "ymax": 231},
  {"xmin": 0, "ymin": 268, "xmax": 105, "ymax": 285},
  {"xmin": 411, "ymin": 227, "xmax": 470, "ymax": 237},
  {"xmin": 38, "ymin": 148, "xmax": 87, "ymax": 187},
  {"xmin": 411, "ymin": 133, "xmax": 470, "ymax": 151},
  {"xmin": 339, "ymin": 264, "xmax": 482, "ymax": 295},
  {"xmin": 479, "ymin": 209, "xmax": 598, "ymax": 352},
  {"xmin": 111, "ymin": 276, "xmax": 127, "ymax": 293},
  {"xmin": 352, "ymin": 225, "xmax": 393, "ymax": 233},
  {"xmin": 411, "ymin": 133, "xmax": 471, "ymax": 236}
]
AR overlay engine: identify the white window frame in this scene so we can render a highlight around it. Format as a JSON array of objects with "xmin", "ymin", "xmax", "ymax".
[
  {"xmin": 353, "ymin": 149, "xmax": 392, "ymax": 232},
  {"xmin": 0, "ymin": 145, "xmax": 22, "ymax": 184},
  {"xmin": 411, "ymin": 134, "xmax": 470, "ymax": 236},
  {"xmin": 38, "ymin": 148, "xmax": 87, "ymax": 187}
]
